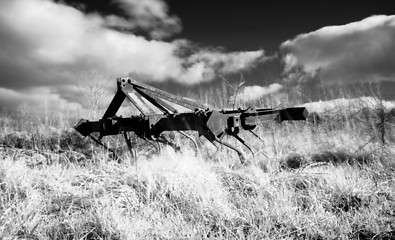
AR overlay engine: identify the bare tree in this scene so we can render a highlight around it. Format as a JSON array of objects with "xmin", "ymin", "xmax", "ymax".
[
  {"xmin": 78, "ymin": 70, "xmax": 111, "ymax": 119},
  {"xmin": 221, "ymin": 73, "xmax": 245, "ymax": 110}
]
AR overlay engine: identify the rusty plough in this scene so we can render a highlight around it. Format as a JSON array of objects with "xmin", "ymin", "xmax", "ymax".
[{"xmin": 75, "ymin": 77, "xmax": 308, "ymax": 163}]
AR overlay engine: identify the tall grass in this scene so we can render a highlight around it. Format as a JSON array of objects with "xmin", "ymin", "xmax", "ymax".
[{"xmin": 0, "ymin": 84, "xmax": 394, "ymax": 239}]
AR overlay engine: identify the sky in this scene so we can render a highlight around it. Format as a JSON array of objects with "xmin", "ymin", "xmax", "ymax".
[{"xmin": 0, "ymin": 0, "xmax": 394, "ymax": 114}]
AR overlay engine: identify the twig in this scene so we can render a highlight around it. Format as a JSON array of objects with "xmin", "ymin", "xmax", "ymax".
[{"xmin": 354, "ymin": 136, "xmax": 375, "ymax": 154}]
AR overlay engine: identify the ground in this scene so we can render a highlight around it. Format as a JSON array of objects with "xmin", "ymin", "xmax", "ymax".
[{"xmin": 0, "ymin": 97, "xmax": 394, "ymax": 239}]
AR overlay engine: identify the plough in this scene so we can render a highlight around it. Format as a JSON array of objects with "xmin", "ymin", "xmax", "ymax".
[{"xmin": 75, "ymin": 77, "xmax": 308, "ymax": 163}]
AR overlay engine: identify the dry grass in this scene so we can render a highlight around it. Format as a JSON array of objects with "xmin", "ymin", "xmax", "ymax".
[{"xmin": 0, "ymin": 96, "xmax": 395, "ymax": 239}]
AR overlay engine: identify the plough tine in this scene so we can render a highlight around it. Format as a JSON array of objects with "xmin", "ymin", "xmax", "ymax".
[
  {"xmin": 157, "ymin": 141, "xmax": 162, "ymax": 152},
  {"xmin": 150, "ymin": 139, "xmax": 162, "ymax": 153},
  {"xmin": 88, "ymin": 134, "xmax": 121, "ymax": 163},
  {"xmin": 248, "ymin": 129, "xmax": 265, "ymax": 145},
  {"xmin": 213, "ymin": 130, "xmax": 228, "ymax": 154},
  {"xmin": 231, "ymin": 133, "xmax": 255, "ymax": 157},
  {"xmin": 156, "ymin": 135, "xmax": 181, "ymax": 152},
  {"xmin": 247, "ymin": 129, "xmax": 269, "ymax": 158},
  {"xmin": 141, "ymin": 136, "xmax": 161, "ymax": 154},
  {"xmin": 178, "ymin": 131, "xmax": 199, "ymax": 156},
  {"xmin": 123, "ymin": 132, "xmax": 137, "ymax": 163},
  {"xmin": 215, "ymin": 138, "xmax": 246, "ymax": 164}
]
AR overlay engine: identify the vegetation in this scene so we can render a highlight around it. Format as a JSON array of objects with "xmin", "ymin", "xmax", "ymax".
[{"xmin": 0, "ymin": 90, "xmax": 394, "ymax": 239}]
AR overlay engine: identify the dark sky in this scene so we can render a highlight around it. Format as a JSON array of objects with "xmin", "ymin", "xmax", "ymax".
[
  {"xmin": 0, "ymin": 0, "xmax": 394, "ymax": 113},
  {"xmin": 164, "ymin": 0, "xmax": 395, "ymax": 52},
  {"xmin": 165, "ymin": 0, "xmax": 395, "ymax": 100},
  {"xmin": 66, "ymin": 0, "xmax": 395, "ymax": 53}
]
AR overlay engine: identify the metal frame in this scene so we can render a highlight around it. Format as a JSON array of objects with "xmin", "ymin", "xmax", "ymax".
[{"xmin": 75, "ymin": 77, "xmax": 308, "ymax": 163}]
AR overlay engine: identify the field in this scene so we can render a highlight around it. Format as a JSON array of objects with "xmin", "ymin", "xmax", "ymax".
[{"xmin": 0, "ymin": 95, "xmax": 395, "ymax": 239}]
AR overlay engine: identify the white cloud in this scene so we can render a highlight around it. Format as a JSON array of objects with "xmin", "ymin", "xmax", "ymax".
[
  {"xmin": 300, "ymin": 97, "xmax": 395, "ymax": 114},
  {"xmin": 105, "ymin": 0, "xmax": 182, "ymax": 39},
  {"xmin": 0, "ymin": 87, "xmax": 83, "ymax": 114},
  {"xmin": 281, "ymin": 15, "xmax": 395, "ymax": 83},
  {"xmin": 0, "ymin": 0, "xmax": 266, "ymax": 113},
  {"xmin": 237, "ymin": 83, "xmax": 283, "ymax": 102},
  {"xmin": 187, "ymin": 49, "xmax": 268, "ymax": 77}
]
